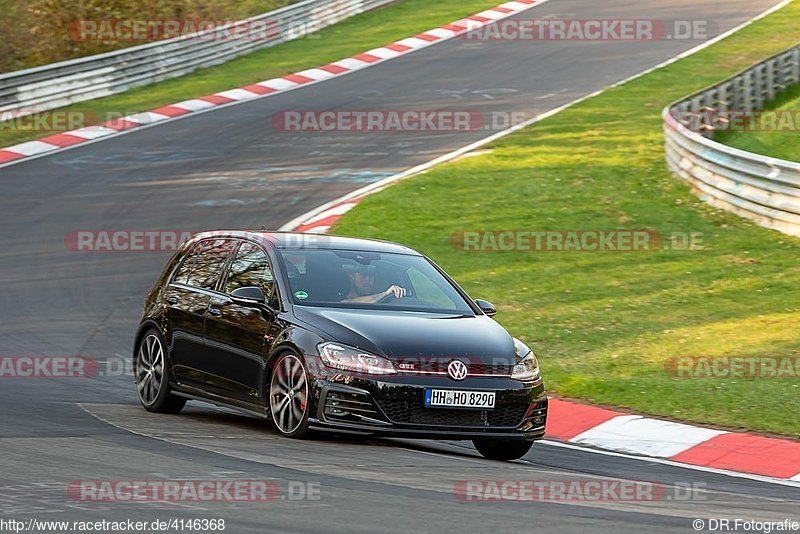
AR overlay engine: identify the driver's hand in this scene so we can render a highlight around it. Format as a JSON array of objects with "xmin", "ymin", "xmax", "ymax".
[{"xmin": 384, "ymin": 285, "xmax": 407, "ymax": 299}]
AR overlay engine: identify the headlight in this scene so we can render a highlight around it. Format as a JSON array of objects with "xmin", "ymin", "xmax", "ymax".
[
  {"xmin": 318, "ymin": 342, "xmax": 396, "ymax": 375},
  {"xmin": 511, "ymin": 338, "xmax": 540, "ymax": 381}
]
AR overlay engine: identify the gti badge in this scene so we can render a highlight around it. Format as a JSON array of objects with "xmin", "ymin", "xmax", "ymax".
[{"xmin": 447, "ymin": 360, "xmax": 468, "ymax": 381}]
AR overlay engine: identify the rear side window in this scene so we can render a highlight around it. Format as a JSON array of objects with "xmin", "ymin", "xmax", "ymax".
[
  {"xmin": 225, "ymin": 242, "xmax": 274, "ymax": 295},
  {"xmin": 173, "ymin": 238, "xmax": 235, "ymax": 290},
  {"xmin": 173, "ymin": 248, "xmax": 198, "ymax": 286}
]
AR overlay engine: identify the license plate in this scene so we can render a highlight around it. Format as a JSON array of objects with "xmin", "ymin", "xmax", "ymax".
[{"xmin": 424, "ymin": 389, "xmax": 496, "ymax": 409}]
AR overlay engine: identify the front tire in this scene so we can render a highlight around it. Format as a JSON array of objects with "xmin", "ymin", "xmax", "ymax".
[
  {"xmin": 134, "ymin": 329, "xmax": 186, "ymax": 414},
  {"xmin": 472, "ymin": 439, "xmax": 533, "ymax": 461},
  {"xmin": 269, "ymin": 352, "xmax": 313, "ymax": 438}
]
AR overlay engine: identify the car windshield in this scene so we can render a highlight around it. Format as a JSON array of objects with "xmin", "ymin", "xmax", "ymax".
[{"xmin": 279, "ymin": 249, "xmax": 475, "ymax": 314}]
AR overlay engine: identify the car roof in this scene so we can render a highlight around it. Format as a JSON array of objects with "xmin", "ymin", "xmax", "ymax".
[{"xmin": 190, "ymin": 231, "xmax": 421, "ymax": 255}]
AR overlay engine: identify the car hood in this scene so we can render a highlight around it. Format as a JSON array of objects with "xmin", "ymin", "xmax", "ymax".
[{"xmin": 292, "ymin": 306, "xmax": 516, "ymax": 365}]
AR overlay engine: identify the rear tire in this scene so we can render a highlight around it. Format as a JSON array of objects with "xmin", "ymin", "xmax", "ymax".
[
  {"xmin": 472, "ymin": 439, "xmax": 533, "ymax": 461},
  {"xmin": 134, "ymin": 329, "xmax": 186, "ymax": 414}
]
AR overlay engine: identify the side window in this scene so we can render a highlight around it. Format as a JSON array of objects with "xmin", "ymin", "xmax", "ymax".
[
  {"xmin": 225, "ymin": 242, "xmax": 274, "ymax": 296},
  {"xmin": 187, "ymin": 239, "xmax": 235, "ymax": 290},
  {"xmin": 174, "ymin": 238, "xmax": 234, "ymax": 290},
  {"xmin": 173, "ymin": 245, "xmax": 199, "ymax": 286}
]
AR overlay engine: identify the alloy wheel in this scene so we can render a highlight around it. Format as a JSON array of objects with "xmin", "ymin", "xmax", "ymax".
[
  {"xmin": 136, "ymin": 333, "xmax": 164, "ymax": 406},
  {"xmin": 269, "ymin": 354, "xmax": 309, "ymax": 435}
]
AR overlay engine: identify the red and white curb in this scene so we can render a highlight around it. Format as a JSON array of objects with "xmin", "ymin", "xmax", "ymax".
[
  {"xmin": 291, "ymin": 197, "xmax": 366, "ymax": 233},
  {"xmin": 0, "ymin": 0, "xmax": 547, "ymax": 168},
  {"xmin": 547, "ymin": 399, "xmax": 800, "ymax": 481}
]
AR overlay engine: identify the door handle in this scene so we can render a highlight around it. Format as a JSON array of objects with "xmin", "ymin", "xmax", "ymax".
[{"xmin": 208, "ymin": 307, "xmax": 222, "ymax": 317}]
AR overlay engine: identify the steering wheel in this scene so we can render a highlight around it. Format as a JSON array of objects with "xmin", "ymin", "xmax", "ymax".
[{"xmin": 377, "ymin": 292, "xmax": 396, "ymax": 304}]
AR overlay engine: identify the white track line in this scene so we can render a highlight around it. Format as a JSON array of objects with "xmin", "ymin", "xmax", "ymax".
[
  {"xmin": 540, "ymin": 440, "xmax": 800, "ymax": 489},
  {"xmin": 395, "ymin": 438, "xmax": 800, "ymax": 488}
]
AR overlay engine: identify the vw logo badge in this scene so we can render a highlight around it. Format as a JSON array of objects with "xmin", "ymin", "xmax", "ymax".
[{"xmin": 447, "ymin": 360, "xmax": 468, "ymax": 381}]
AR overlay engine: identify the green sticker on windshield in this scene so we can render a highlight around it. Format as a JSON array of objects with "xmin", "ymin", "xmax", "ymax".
[{"xmin": 295, "ymin": 290, "xmax": 309, "ymax": 300}]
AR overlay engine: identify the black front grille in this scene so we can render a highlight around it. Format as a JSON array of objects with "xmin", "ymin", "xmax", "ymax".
[
  {"xmin": 323, "ymin": 390, "xmax": 386, "ymax": 423},
  {"xmin": 394, "ymin": 358, "xmax": 512, "ymax": 376},
  {"xmin": 527, "ymin": 400, "xmax": 547, "ymax": 426},
  {"xmin": 377, "ymin": 398, "xmax": 528, "ymax": 428},
  {"xmin": 469, "ymin": 363, "xmax": 513, "ymax": 376}
]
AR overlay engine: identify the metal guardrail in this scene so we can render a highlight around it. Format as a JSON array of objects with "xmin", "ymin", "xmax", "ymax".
[
  {"xmin": 663, "ymin": 44, "xmax": 800, "ymax": 237},
  {"xmin": 0, "ymin": 0, "xmax": 394, "ymax": 117}
]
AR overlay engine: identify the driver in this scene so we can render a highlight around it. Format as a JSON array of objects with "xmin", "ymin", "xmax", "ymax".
[{"xmin": 341, "ymin": 263, "xmax": 406, "ymax": 303}]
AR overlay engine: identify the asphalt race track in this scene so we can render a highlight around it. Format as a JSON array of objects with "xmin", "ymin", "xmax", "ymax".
[{"xmin": 1, "ymin": 0, "xmax": 797, "ymax": 532}]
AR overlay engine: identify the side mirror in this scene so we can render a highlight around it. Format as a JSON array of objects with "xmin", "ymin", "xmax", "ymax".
[
  {"xmin": 230, "ymin": 286, "xmax": 266, "ymax": 306},
  {"xmin": 474, "ymin": 299, "xmax": 497, "ymax": 317}
]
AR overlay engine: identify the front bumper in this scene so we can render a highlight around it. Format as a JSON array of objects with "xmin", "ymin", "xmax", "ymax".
[{"xmin": 308, "ymin": 373, "xmax": 548, "ymax": 440}]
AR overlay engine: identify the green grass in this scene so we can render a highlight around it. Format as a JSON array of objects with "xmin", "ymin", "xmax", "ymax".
[
  {"xmin": 0, "ymin": 0, "xmax": 297, "ymax": 72},
  {"xmin": 0, "ymin": 0, "xmax": 502, "ymax": 147},
  {"xmin": 717, "ymin": 83, "xmax": 800, "ymax": 161},
  {"xmin": 334, "ymin": 4, "xmax": 800, "ymax": 436}
]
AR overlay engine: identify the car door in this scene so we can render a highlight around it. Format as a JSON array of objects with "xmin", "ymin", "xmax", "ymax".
[
  {"xmin": 203, "ymin": 240, "xmax": 281, "ymax": 404},
  {"xmin": 165, "ymin": 237, "xmax": 236, "ymax": 387}
]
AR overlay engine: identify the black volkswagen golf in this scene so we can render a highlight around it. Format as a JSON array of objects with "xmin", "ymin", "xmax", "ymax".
[{"xmin": 133, "ymin": 231, "xmax": 547, "ymax": 460}]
